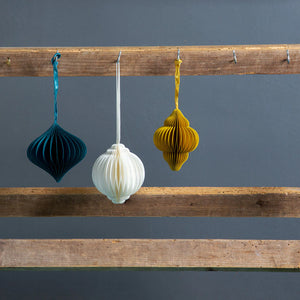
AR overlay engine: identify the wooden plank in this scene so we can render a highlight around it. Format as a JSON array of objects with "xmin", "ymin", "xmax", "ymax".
[
  {"xmin": 0, "ymin": 187, "xmax": 300, "ymax": 217},
  {"xmin": 0, "ymin": 239, "xmax": 299, "ymax": 271},
  {"xmin": 0, "ymin": 44, "xmax": 298, "ymax": 77}
]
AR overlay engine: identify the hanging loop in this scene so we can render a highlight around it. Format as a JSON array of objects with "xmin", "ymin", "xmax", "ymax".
[
  {"xmin": 233, "ymin": 50, "xmax": 237, "ymax": 64},
  {"xmin": 175, "ymin": 53, "xmax": 182, "ymax": 110},
  {"xmin": 177, "ymin": 48, "xmax": 180, "ymax": 60},
  {"xmin": 117, "ymin": 51, "xmax": 121, "ymax": 64},
  {"xmin": 51, "ymin": 51, "xmax": 61, "ymax": 124},
  {"xmin": 286, "ymin": 49, "xmax": 290, "ymax": 64},
  {"xmin": 51, "ymin": 51, "xmax": 61, "ymax": 64},
  {"xmin": 6, "ymin": 57, "xmax": 11, "ymax": 66}
]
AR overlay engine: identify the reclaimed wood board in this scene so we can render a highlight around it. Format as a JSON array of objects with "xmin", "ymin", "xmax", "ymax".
[
  {"xmin": 0, "ymin": 239, "xmax": 299, "ymax": 271},
  {"xmin": 0, "ymin": 45, "xmax": 298, "ymax": 77},
  {"xmin": 0, "ymin": 187, "xmax": 300, "ymax": 217}
]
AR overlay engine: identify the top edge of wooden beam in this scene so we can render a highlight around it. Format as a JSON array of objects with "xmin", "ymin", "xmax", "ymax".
[
  {"xmin": 1, "ymin": 187, "xmax": 300, "ymax": 217},
  {"xmin": 0, "ymin": 44, "xmax": 299, "ymax": 77}
]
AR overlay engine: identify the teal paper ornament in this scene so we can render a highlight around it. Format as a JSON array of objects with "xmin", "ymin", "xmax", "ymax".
[{"xmin": 27, "ymin": 52, "xmax": 86, "ymax": 182}]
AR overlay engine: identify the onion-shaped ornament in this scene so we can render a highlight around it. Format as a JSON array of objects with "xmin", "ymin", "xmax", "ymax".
[
  {"xmin": 27, "ymin": 53, "xmax": 86, "ymax": 182},
  {"xmin": 27, "ymin": 123, "xmax": 86, "ymax": 182},
  {"xmin": 92, "ymin": 52, "xmax": 145, "ymax": 204},
  {"xmin": 153, "ymin": 57, "xmax": 199, "ymax": 171},
  {"xmin": 92, "ymin": 144, "xmax": 144, "ymax": 204}
]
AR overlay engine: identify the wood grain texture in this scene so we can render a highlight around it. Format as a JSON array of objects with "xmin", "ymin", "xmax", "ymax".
[
  {"xmin": 0, "ymin": 239, "xmax": 299, "ymax": 271},
  {"xmin": 1, "ymin": 187, "xmax": 300, "ymax": 217},
  {"xmin": 0, "ymin": 45, "xmax": 298, "ymax": 77}
]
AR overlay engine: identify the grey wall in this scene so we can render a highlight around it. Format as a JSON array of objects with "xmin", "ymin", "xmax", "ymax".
[{"xmin": 1, "ymin": 0, "xmax": 300, "ymax": 299}]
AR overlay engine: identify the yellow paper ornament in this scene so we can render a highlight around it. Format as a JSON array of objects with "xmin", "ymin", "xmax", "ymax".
[{"xmin": 153, "ymin": 58, "xmax": 199, "ymax": 171}]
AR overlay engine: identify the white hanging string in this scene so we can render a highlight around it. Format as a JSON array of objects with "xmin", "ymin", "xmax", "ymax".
[{"xmin": 116, "ymin": 52, "xmax": 121, "ymax": 144}]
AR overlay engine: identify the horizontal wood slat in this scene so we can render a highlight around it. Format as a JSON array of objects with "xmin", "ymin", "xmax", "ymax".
[
  {"xmin": 1, "ymin": 187, "xmax": 300, "ymax": 217},
  {"xmin": 0, "ymin": 239, "xmax": 299, "ymax": 271},
  {"xmin": 0, "ymin": 45, "xmax": 299, "ymax": 77}
]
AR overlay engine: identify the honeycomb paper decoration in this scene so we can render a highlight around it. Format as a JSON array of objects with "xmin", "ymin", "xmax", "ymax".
[
  {"xmin": 92, "ymin": 53, "xmax": 145, "ymax": 204},
  {"xmin": 153, "ymin": 58, "xmax": 199, "ymax": 171},
  {"xmin": 27, "ymin": 52, "xmax": 87, "ymax": 182},
  {"xmin": 92, "ymin": 144, "xmax": 145, "ymax": 204}
]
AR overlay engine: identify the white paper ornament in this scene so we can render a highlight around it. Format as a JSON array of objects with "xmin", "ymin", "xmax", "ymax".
[
  {"xmin": 92, "ymin": 52, "xmax": 145, "ymax": 204},
  {"xmin": 92, "ymin": 143, "xmax": 145, "ymax": 204}
]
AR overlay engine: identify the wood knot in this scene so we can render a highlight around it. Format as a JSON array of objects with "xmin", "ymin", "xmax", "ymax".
[{"xmin": 256, "ymin": 199, "xmax": 265, "ymax": 207}]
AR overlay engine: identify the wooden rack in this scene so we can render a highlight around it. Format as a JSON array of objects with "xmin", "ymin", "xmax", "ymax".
[{"xmin": 0, "ymin": 45, "xmax": 299, "ymax": 272}]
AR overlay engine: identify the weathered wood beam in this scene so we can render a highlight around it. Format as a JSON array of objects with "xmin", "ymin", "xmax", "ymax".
[
  {"xmin": 0, "ymin": 45, "xmax": 298, "ymax": 77},
  {"xmin": 0, "ymin": 239, "xmax": 299, "ymax": 271},
  {"xmin": 0, "ymin": 187, "xmax": 300, "ymax": 217}
]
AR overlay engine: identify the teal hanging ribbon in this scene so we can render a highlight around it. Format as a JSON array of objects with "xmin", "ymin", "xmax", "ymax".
[{"xmin": 51, "ymin": 52, "xmax": 61, "ymax": 123}]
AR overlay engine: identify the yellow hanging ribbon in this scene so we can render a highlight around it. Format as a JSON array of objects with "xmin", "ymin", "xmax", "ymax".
[{"xmin": 174, "ymin": 59, "xmax": 182, "ymax": 109}]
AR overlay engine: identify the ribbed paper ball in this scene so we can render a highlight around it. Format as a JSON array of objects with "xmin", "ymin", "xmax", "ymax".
[
  {"xmin": 92, "ymin": 143, "xmax": 145, "ymax": 204},
  {"xmin": 153, "ymin": 108, "xmax": 199, "ymax": 171},
  {"xmin": 27, "ymin": 123, "xmax": 87, "ymax": 182}
]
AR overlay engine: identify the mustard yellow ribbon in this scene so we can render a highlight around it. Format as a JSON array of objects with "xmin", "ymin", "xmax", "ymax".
[{"xmin": 174, "ymin": 58, "xmax": 182, "ymax": 109}]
